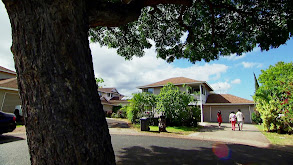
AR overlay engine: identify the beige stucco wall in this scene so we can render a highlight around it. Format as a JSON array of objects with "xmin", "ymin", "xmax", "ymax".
[
  {"xmin": 102, "ymin": 104, "xmax": 113, "ymax": 113},
  {"xmin": 0, "ymin": 89, "xmax": 21, "ymax": 113},
  {"xmin": 203, "ymin": 105, "xmax": 254, "ymax": 123}
]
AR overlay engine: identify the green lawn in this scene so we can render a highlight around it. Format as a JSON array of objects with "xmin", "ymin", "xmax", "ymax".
[
  {"xmin": 109, "ymin": 118, "xmax": 201, "ymax": 135},
  {"xmin": 132, "ymin": 124, "xmax": 200, "ymax": 135},
  {"xmin": 255, "ymin": 124, "xmax": 293, "ymax": 146}
]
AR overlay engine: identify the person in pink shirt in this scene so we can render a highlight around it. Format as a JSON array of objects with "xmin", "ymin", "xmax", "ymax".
[{"xmin": 229, "ymin": 111, "xmax": 237, "ymax": 131}]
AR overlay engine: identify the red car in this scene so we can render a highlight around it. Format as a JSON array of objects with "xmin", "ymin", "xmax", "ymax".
[{"xmin": 0, "ymin": 111, "xmax": 16, "ymax": 134}]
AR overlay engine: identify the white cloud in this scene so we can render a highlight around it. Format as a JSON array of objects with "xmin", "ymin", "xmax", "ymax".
[
  {"xmin": 90, "ymin": 43, "xmax": 229, "ymax": 96},
  {"xmin": 0, "ymin": 3, "xmax": 14, "ymax": 71},
  {"xmin": 222, "ymin": 53, "xmax": 247, "ymax": 61},
  {"xmin": 222, "ymin": 46, "xmax": 260, "ymax": 61},
  {"xmin": 231, "ymin": 79, "xmax": 241, "ymax": 84},
  {"xmin": 210, "ymin": 81, "xmax": 231, "ymax": 94},
  {"xmin": 241, "ymin": 62, "xmax": 263, "ymax": 68}
]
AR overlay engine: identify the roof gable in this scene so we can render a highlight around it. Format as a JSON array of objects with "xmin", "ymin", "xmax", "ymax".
[
  {"xmin": 139, "ymin": 77, "xmax": 203, "ymax": 88},
  {"xmin": 98, "ymin": 88, "xmax": 118, "ymax": 94},
  {"xmin": 138, "ymin": 77, "xmax": 213, "ymax": 91},
  {"xmin": 206, "ymin": 94, "xmax": 254, "ymax": 104}
]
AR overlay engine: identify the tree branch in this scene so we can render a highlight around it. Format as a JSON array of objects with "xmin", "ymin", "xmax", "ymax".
[
  {"xmin": 143, "ymin": 0, "xmax": 193, "ymax": 7},
  {"xmin": 205, "ymin": 0, "xmax": 216, "ymax": 49},
  {"xmin": 88, "ymin": 2, "xmax": 142, "ymax": 27},
  {"xmin": 88, "ymin": 0, "xmax": 193, "ymax": 27}
]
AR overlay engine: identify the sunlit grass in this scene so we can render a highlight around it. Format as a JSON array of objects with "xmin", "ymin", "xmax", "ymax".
[
  {"xmin": 132, "ymin": 124, "xmax": 200, "ymax": 135},
  {"xmin": 108, "ymin": 118, "xmax": 201, "ymax": 135},
  {"xmin": 255, "ymin": 124, "xmax": 293, "ymax": 146}
]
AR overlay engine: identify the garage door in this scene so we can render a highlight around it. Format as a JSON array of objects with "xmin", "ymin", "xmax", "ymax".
[
  {"xmin": 209, "ymin": 106, "xmax": 251, "ymax": 123},
  {"xmin": 1, "ymin": 92, "xmax": 21, "ymax": 113}
]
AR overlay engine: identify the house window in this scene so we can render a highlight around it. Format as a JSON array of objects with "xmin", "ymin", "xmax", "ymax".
[
  {"xmin": 143, "ymin": 89, "xmax": 148, "ymax": 93},
  {"xmin": 190, "ymin": 87, "xmax": 200, "ymax": 94},
  {"xmin": 107, "ymin": 93, "xmax": 112, "ymax": 97},
  {"xmin": 201, "ymin": 86, "xmax": 206, "ymax": 95},
  {"xmin": 148, "ymin": 88, "xmax": 154, "ymax": 94}
]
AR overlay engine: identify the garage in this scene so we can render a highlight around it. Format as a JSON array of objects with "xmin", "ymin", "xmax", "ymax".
[
  {"xmin": 0, "ymin": 92, "xmax": 21, "ymax": 113},
  {"xmin": 203, "ymin": 94, "xmax": 255, "ymax": 123},
  {"xmin": 203, "ymin": 105, "xmax": 253, "ymax": 123}
]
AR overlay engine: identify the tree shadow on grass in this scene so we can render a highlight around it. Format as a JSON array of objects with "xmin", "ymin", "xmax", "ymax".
[
  {"xmin": 116, "ymin": 144, "xmax": 293, "ymax": 165},
  {"xmin": 0, "ymin": 134, "xmax": 25, "ymax": 144}
]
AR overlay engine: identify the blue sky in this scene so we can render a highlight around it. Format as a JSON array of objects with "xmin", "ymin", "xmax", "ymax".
[
  {"xmin": 0, "ymin": 2, "xmax": 292, "ymax": 100},
  {"xmin": 171, "ymin": 39, "xmax": 293, "ymax": 100}
]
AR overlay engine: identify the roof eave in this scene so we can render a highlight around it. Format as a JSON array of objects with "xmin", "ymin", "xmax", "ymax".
[
  {"xmin": 137, "ymin": 82, "xmax": 206, "ymax": 89},
  {"xmin": 0, "ymin": 87, "xmax": 19, "ymax": 92},
  {"xmin": 0, "ymin": 70, "xmax": 17, "ymax": 75}
]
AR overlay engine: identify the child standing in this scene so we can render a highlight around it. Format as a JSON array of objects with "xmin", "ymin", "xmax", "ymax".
[{"xmin": 229, "ymin": 111, "xmax": 237, "ymax": 131}]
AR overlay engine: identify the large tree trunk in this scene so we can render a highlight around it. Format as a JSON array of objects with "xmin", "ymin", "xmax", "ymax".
[{"xmin": 3, "ymin": 0, "xmax": 116, "ymax": 164}]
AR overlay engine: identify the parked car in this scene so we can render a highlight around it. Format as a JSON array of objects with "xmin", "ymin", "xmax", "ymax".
[{"xmin": 0, "ymin": 111, "xmax": 17, "ymax": 134}]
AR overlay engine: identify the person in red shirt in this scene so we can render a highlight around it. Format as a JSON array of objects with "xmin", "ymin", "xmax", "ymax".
[{"xmin": 217, "ymin": 110, "xmax": 222, "ymax": 128}]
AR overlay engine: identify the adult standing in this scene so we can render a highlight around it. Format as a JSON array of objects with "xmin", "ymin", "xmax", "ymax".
[
  {"xmin": 229, "ymin": 111, "xmax": 237, "ymax": 131},
  {"xmin": 236, "ymin": 109, "xmax": 245, "ymax": 131},
  {"xmin": 217, "ymin": 111, "xmax": 222, "ymax": 128}
]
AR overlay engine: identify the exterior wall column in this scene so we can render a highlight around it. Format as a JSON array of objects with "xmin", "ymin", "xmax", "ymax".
[
  {"xmin": 0, "ymin": 92, "xmax": 7, "ymax": 111},
  {"xmin": 199, "ymin": 84, "xmax": 204, "ymax": 122},
  {"xmin": 249, "ymin": 105, "xmax": 252, "ymax": 123},
  {"xmin": 210, "ymin": 106, "xmax": 212, "ymax": 122}
]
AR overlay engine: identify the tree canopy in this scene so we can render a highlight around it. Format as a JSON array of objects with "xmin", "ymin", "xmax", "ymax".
[
  {"xmin": 89, "ymin": 0, "xmax": 293, "ymax": 63},
  {"xmin": 254, "ymin": 62, "xmax": 293, "ymax": 133}
]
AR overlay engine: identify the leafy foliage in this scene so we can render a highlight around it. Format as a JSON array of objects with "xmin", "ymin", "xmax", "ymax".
[
  {"xmin": 251, "ymin": 111, "xmax": 262, "ymax": 124},
  {"xmin": 90, "ymin": 1, "xmax": 293, "ymax": 63},
  {"xmin": 125, "ymin": 92, "xmax": 157, "ymax": 123},
  {"xmin": 95, "ymin": 77, "xmax": 104, "ymax": 87},
  {"xmin": 156, "ymin": 83, "xmax": 199, "ymax": 126},
  {"xmin": 254, "ymin": 62, "xmax": 293, "ymax": 133}
]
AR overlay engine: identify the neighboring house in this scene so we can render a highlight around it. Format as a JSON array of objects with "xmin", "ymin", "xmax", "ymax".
[
  {"xmin": 0, "ymin": 66, "xmax": 21, "ymax": 113},
  {"xmin": 138, "ymin": 77, "xmax": 255, "ymax": 123},
  {"xmin": 98, "ymin": 87, "xmax": 129, "ymax": 113}
]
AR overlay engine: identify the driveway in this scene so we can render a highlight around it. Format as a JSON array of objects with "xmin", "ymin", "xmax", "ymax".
[{"xmin": 188, "ymin": 122, "xmax": 271, "ymax": 147}]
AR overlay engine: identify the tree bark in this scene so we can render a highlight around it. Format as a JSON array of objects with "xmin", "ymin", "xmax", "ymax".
[{"xmin": 3, "ymin": 0, "xmax": 116, "ymax": 164}]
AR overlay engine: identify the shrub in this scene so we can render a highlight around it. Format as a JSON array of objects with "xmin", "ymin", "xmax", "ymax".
[
  {"xmin": 112, "ymin": 105, "xmax": 122, "ymax": 113},
  {"xmin": 252, "ymin": 111, "xmax": 262, "ymax": 124}
]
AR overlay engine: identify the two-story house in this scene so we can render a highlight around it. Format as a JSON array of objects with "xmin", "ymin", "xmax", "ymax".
[
  {"xmin": 0, "ymin": 66, "xmax": 21, "ymax": 113},
  {"xmin": 138, "ymin": 77, "xmax": 255, "ymax": 123},
  {"xmin": 98, "ymin": 87, "xmax": 129, "ymax": 114}
]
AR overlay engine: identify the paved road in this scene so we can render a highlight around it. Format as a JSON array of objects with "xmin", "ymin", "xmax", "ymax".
[{"xmin": 1, "ymin": 133, "xmax": 293, "ymax": 165}]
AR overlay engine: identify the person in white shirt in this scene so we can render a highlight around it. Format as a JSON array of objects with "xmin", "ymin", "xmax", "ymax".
[
  {"xmin": 229, "ymin": 111, "xmax": 237, "ymax": 131},
  {"xmin": 236, "ymin": 109, "xmax": 245, "ymax": 131}
]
